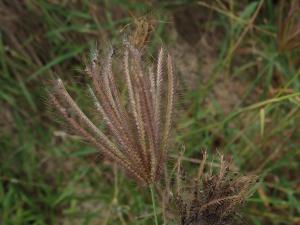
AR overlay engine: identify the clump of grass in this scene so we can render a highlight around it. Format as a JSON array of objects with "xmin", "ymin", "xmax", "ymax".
[
  {"xmin": 173, "ymin": 152, "xmax": 258, "ymax": 225},
  {"xmin": 48, "ymin": 40, "xmax": 175, "ymax": 186}
]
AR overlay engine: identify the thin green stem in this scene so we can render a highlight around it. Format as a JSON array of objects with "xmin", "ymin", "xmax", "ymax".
[{"xmin": 150, "ymin": 185, "xmax": 159, "ymax": 225}]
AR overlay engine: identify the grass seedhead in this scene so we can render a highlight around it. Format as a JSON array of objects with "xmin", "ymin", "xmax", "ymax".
[
  {"xmin": 173, "ymin": 153, "xmax": 258, "ymax": 225},
  {"xmin": 48, "ymin": 40, "xmax": 175, "ymax": 186}
]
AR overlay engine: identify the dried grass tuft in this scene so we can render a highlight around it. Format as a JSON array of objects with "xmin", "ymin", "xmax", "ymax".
[{"xmin": 172, "ymin": 152, "xmax": 258, "ymax": 225}]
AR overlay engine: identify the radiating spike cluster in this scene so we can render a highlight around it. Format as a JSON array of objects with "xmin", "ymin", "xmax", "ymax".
[
  {"xmin": 49, "ymin": 41, "xmax": 175, "ymax": 186},
  {"xmin": 174, "ymin": 154, "xmax": 258, "ymax": 225}
]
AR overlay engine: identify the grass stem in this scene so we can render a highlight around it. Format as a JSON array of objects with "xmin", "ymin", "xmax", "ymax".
[{"xmin": 150, "ymin": 185, "xmax": 159, "ymax": 225}]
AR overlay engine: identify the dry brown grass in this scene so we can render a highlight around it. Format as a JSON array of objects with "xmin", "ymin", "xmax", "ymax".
[
  {"xmin": 278, "ymin": 0, "xmax": 300, "ymax": 52},
  {"xmin": 172, "ymin": 152, "xmax": 258, "ymax": 225}
]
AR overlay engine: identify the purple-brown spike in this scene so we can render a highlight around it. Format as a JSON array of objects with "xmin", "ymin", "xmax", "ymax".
[{"xmin": 49, "ymin": 42, "xmax": 175, "ymax": 186}]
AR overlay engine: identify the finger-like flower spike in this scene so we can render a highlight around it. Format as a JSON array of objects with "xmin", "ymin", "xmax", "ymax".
[{"xmin": 49, "ymin": 41, "xmax": 175, "ymax": 186}]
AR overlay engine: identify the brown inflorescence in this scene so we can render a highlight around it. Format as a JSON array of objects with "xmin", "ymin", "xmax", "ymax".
[
  {"xmin": 174, "ymin": 153, "xmax": 258, "ymax": 225},
  {"xmin": 49, "ymin": 41, "xmax": 175, "ymax": 186}
]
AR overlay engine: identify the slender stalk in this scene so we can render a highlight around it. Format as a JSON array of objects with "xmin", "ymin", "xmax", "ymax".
[{"xmin": 150, "ymin": 185, "xmax": 159, "ymax": 225}]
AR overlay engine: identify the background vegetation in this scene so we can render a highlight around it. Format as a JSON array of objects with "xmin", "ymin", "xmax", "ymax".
[{"xmin": 0, "ymin": 0, "xmax": 299, "ymax": 224}]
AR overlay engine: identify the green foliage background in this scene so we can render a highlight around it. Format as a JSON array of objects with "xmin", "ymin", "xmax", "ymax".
[{"xmin": 0, "ymin": 0, "xmax": 299, "ymax": 224}]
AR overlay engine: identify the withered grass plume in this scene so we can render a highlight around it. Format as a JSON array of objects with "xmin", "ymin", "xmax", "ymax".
[
  {"xmin": 173, "ymin": 152, "xmax": 258, "ymax": 225},
  {"xmin": 48, "ymin": 40, "xmax": 175, "ymax": 186}
]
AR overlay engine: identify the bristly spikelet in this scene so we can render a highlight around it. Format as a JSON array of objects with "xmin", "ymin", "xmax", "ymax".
[
  {"xmin": 173, "ymin": 152, "xmax": 258, "ymax": 225},
  {"xmin": 48, "ymin": 40, "xmax": 175, "ymax": 186}
]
